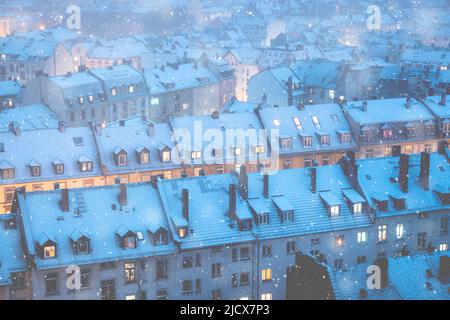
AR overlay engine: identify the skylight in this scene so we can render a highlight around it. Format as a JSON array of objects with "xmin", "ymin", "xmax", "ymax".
[
  {"xmin": 293, "ymin": 117, "xmax": 302, "ymax": 130},
  {"xmin": 311, "ymin": 116, "xmax": 321, "ymax": 130}
]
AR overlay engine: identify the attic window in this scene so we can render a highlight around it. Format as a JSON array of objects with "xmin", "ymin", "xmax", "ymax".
[
  {"xmin": 178, "ymin": 227, "xmax": 187, "ymax": 239},
  {"xmin": 383, "ymin": 129, "xmax": 394, "ymax": 139},
  {"xmin": 44, "ymin": 244, "xmax": 56, "ymax": 259},
  {"xmin": 280, "ymin": 137, "xmax": 292, "ymax": 149},
  {"xmin": 330, "ymin": 205, "xmax": 340, "ymax": 216},
  {"xmin": 273, "ymin": 119, "xmax": 280, "ymax": 126},
  {"xmin": 78, "ymin": 155, "xmax": 93, "ymax": 172},
  {"xmin": 73, "ymin": 137, "xmax": 84, "ymax": 146},
  {"xmin": 137, "ymin": 148, "xmax": 150, "ymax": 165},
  {"xmin": 74, "ymin": 236, "xmax": 90, "ymax": 255},
  {"xmin": 123, "ymin": 235, "xmax": 136, "ymax": 249},
  {"xmin": 155, "ymin": 230, "xmax": 168, "ymax": 245},
  {"xmin": 30, "ymin": 161, "xmax": 41, "ymax": 177},
  {"xmin": 191, "ymin": 151, "xmax": 202, "ymax": 160},
  {"xmin": 129, "ymin": 85, "xmax": 134, "ymax": 93},
  {"xmin": 320, "ymin": 134, "xmax": 330, "ymax": 145},
  {"xmin": 114, "ymin": 147, "xmax": 128, "ymax": 166},
  {"xmin": 311, "ymin": 116, "xmax": 322, "ymax": 130},
  {"xmin": 112, "ymin": 87, "xmax": 117, "ymax": 96},
  {"xmin": 293, "ymin": 117, "xmax": 302, "ymax": 130}
]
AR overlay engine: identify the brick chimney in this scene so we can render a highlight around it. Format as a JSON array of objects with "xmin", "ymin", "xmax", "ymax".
[
  {"xmin": 119, "ymin": 183, "xmax": 127, "ymax": 206},
  {"xmin": 59, "ymin": 189, "xmax": 69, "ymax": 212},
  {"xmin": 439, "ymin": 93, "xmax": 447, "ymax": 106},
  {"xmin": 211, "ymin": 110, "xmax": 219, "ymax": 119},
  {"xmin": 287, "ymin": 76, "xmax": 293, "ymax": 106},
  {"xmin": 182, "ymin": 188, "xmax": 189, "ymax": 221},
  {"xmin": 405, "ymin": 96, "xmax": 412, "ymax": 109},
  {"xmin": 361, "ymin": 101, "xmax": 368, "ymax": 112},
  {"xmin": 399, "ymin": 154, "xmax": 409, "ymax": 193},
  {"xmin": 419, "ymin": 152, "xmax": 430, "ymax": 191},
  {"xmin": 238, "ymin": 165, "xmax": 248, "ymax": 200},
  {"xmin": 438, "ymin": 255, "xmax": 449, "ymax": 284},
  {"xmin": 263, "ymin": 173, "xmax": 269, "ymax": 198},
  {"xmin": 310, "ymin": 167, "xmax": 317, "ymax": 193},
  {"xmin": 228, "ymin": 184, "xmax": 236, "ymax": 220}
]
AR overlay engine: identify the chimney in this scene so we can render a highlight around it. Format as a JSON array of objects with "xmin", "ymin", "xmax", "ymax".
[
  {"xmin": 438, "ymin": 255, "xmax": 449, "ymax": 284},
  {"xmin": 59, "ymin": 189, "xmax": 69, "ymax": 212},
  {"xmin": 228, "ymin": 184, "xmax": 236, "ymax": 220},
  {"xmin": 147, "ymin": 123, "xmax": 155, "ymax": 137},
  {"xmin": 439, "ymin": 93, "xmax": 447, "ymax": 106},
  {"xmin": 399, "ymin": 154, "xmax": 409, "ymax": 193},
  {"xmin": 182, "ymin": 188, "xmax": 189, "ymax": 221},
  {"xmin": 261, "ymin": 93, "xmax": 267, "ymax": 105},
  {"xmin": 263, "ymin": 173, "xmax": 269, "ymax": 198},
  {"xmin": 211, "ymin": 110, "xmax": 219, "ymax": 119},
  {"xmin": 310, "ymin": 167, "xmax": 317, "ymax": 193},
  {"xmin": 9, "ymin": 122, "xmax": 20, "ymax": 136},
  {"xmin": 238, "ymin": 165, "xmax": 248, "ymax": 200},
  {"xmin": 419, "ymin": 152, "xmax": 430, "ymax": 191},
  {"xmin": 361, "ymin": 101, "xmax": 368, "ymax": 112},
  {"xmin": 58, "ymin": 121, "xmax": 65, "ymax": 133},
  {"xmin": 375, "ymin": 257, "xmax": 389, "ymax": 289},
  {"xmin": 287, "ymin": 76, "xmax": 293, "ymax": 106},
  {"xmin": 405, "ymin": 96, "xmax": 412, "ymax": 109},
  {"xmin": 119, "ymin": 183, "xmax": 127, "ymax": 206}
]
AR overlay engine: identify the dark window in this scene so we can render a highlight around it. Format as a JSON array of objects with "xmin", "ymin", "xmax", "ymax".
[
  {"xmin": 156, "ymin": 259, "xmax": 168, "ymax": 280},
  {"xmin": 182, "ymin": 256, "xmax": 193, "ymax": 269},
  {"xmin": 287, "ymin": 241, "xmax": 296, "ymax": 254},
  {"xmin": 240, "ymin": 247, "xmax": 250, "ymax": 260},
  {"xmin": 231, "ymin": 248, "xmax": 238, "ymax": 262},
  {"xmin": 195, "ymin": 279, "xmax": 201, "ymax": 293},
  {"xmin": 357, "ymin": 256, "xmax": 367, "ymax": 264},
  {"xmin": 45, "ymin": 273, "xmax": 58, "ymax": 295},
  {"xmin": 240, "ymin": 272, "xmax": 250, "ymax": 286},
  {"xmin": 11, "ymin": 272, "xmax": 27, "ymax": 289},
  {"xmin": 182, "ymin": 280, "xmax": 192, "ymax": 295},
  {"xmin": 101, "ymin": 280, "xmax": 115, "ymax": 300},
  {"xmin": 441, "ymin": 217, "xmax": 449, "ymax": 235},
  {"xmin": 418, "ymin": 232, "xmax": 427, "ymax": 250},
  {"xmin": 75, "ymin": 237, "xmax": 90, "ymax": 255},
  {"xmin": 100, "ymin": 262, "xmax": 116, "ymax": 270},
  {"xmin": 231, "ymin": 274, "xmax": 238, "ymax": 288},
  {"xmin": 262, "ymin": 244, "xmax": 272, "ymax": 257},
  {"xmin": 80, "ymin": 269, "xmax": 90, "ymax": 289},
  {"xmin": 156, "ymin": 289, "xmax": 168, "ymax": 300},
  {"xmin": 212, "ymin": 289, "xmax": 222, "ymax": 300},
  {"xmin": 212, "ymin": 263, "xmax": 221, "ymax": 278}
]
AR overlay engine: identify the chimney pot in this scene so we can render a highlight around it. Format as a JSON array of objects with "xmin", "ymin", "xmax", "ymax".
[
  {"xmin": 439, "ymin": 94, "xmax": 447, "ymax": 106},
  {"xmin": 405, "ymin": 96, "xmax": 412, "ymax": 109},
  {"xmin": 375, "ymin": 257, "xmax": 389, "ymax": 289},
  {"xmin": 147, "ymin": 123, "xmax": 155, "ymax": 137},
  {"xmin": 58, "ymin": 121, "xmax": 65, "ymax": 133}
]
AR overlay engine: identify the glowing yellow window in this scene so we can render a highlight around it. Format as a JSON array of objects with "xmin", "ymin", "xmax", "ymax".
[
  {"xmin": 261, "ymin": 268, "xmax": 272, "ymax": 281},
  {"xmin": 44, "ymin": 245, "xmax": 56, "ymax": 259}
]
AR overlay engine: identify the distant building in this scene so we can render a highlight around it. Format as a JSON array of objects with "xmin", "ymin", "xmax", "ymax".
[{"xmin": 0, "ymin": 80, "xmax": 23, "ymax": 108}]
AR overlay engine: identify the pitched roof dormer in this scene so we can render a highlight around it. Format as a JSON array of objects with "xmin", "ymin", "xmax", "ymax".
[
  {"xmin": 29, "ymin": 159, "xmax": 41, "ymax": 177},
  {"xmin": 158, "ymin": 144, "xmax": 171, "ymax": 163},
  {"xmin": 70, "ymin": 230, "xmax": 91, "ymax": 255},
  {"xmin": 136, "ymin": 145, "xmax": 150, "ymax": 165},
  {"xmin": 37, "ymin": 233, "xmax": 57, "ymax": 259},
  {"xmin": 113, "ymin": 146, "xmax": 127, "ymax": 166},
  {"xmin": 116, "ymin": 225, "xmax": 137, "ymax": 249}
]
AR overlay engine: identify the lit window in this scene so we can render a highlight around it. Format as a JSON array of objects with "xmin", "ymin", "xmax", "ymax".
[
  {"xmin": 139, "ymin": 151, "xmax": 149, "ymax": 164},
  {"xmin": 129, "ymin": 85, "xmax": 134, "ymax": 93},
  {"xmin": 126, "ymin": 295, "xmax": 136, "ymax": 300},
  {"xmin": 191, "ymin": 151, "xmax": 202, "ymax": 159},
  {"xmin": 261, "ymin": 268, "xmax": 272, "ymax": 281},
  {"xmin": 311, "ymin": 116, "xmax": 321, "ymax": 130},
  {"xmin": 357, "ymin": 231, "xmax": 367, "ymax": 244},
  {"xmin": 328, "ymin": 90, "xmax": 335, "ymax": 100},
  {"xmin": 112, "ymin": 87, "xmax": 117, "ymax": 96},
  {"xmin": 439, "ymin": 243, "xmax": 448, "ymax": 251},
  {"xmin": 353, "ymin": 203, "xmax": 363, "ymax": 214},
  {"xmin": 396, "ymin": 224, "xmax": 405, "ymax": 239},
  {"xmin": 280, "ymin": 137, "xmax": 292, "ymax": 149},
  {"xmin": 378, "ymin": 225, "xmax": 387, "ymax": 242},
  {"xmin": 234, "ymin": 147, "xmax": 242, "ymax": 156},
  {"xmin": 293, "ymin": 117, "xmax": 302, "ymax": 130},
  {"xmin": 178, "ymin": 228, "xmax": 187, "ymax": 238},
  {"xmin": 335, "ymin": 235, "xmax": 344, "ymax": 247},
  {"xmin": 151, "ymin": 97, "xmax": 160, "ymax": 105},
  {"xmin": 44, "ymin": 245, "xmax": 56, "ymax": 259},
  {"xmin": 118, "ymin": 154, "xmax": 127, "ymax": 166},
  {"xmin": 79, "ymin": 96, "xmax": 84, "ymax": 105},
  {"xmin": 302, "ymin": 136, "xmax": 312, "ymax": 147},
  {"xmin": 320, "ymin": 135, "xmax": 330, "ymax": 145},
  {"xmin": 182, "ymin": 103, "xmax": 189, "ymax": 110},
  {"xmin": 123, "ymin": 236, "xmax": 136, "ymax": 249},
  {"xmin": 162, "ymin": 151, "xmax": 171, "ymax": 163},
  {"xmin": 124, "ymin": 263, "xmax": 136, "ymax": 283},
  {"xmin": 273, "ymin": 119, "xmax": 280, "ymax": 126},
  {"xmin": 255, "ymin": 145, "xmax": 265, "ymax": 154},
  {"xmin": 88, "ymin": 95, "xmax": 94, "ymax": 103},
  {"xmin": 330, "ymin": 205, "xmax": 340, "ymax": 217},
  {"xmin": 261, "ymin": 293, "xmax": 272, "ymax": 300}
]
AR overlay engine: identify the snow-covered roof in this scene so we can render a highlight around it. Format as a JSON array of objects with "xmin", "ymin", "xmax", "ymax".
[{"xmin": 0, "ymin": 104, "xmax": 59, "ymax": 133}]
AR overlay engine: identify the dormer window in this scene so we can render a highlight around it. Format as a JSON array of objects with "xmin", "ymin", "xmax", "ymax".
[
  {"xmin": 116, "ymin": 225, "xmax": 137, "ymax": 249},
  {"xmin": 238, "ymin": 218, "xmax": 252, "ymax": 231},
  {"xmin": 405, "ymin": 123, "xmax": 416, "ymax": 137},
  {"xmin": 443, "ymin": 122, "xmax": 450, "ymax": 136},
  {"xmin": 71, "ymin": 231, "xmax": 91, "ymax": 255},
  {"xmin": 320, "ymin": 134, "xmax": 330, "ymax": 145},
  {"xmin": 342, "ymin": 189, "xmax": 365, "ymax": 215},
  {"xmin": 29, "ymin": 160, "xmax": 41, "ymax": 177},
  {"xmin": 78, "ymin": 155, "xmax": 93, "ymax": 172},
  {"xmin": 136, "ymin": 146, "xmax": 150, "ymax": 165},
  {"xmin": 383, "ymin": 129, "xmax": 394, "ymax": 139},
  {"xmin": 0, "ymin": 161, "xmax": 14, "ymax": 179},
  {"xmin": 178, "ymin": 227, "xmax": 187, "ymax": 239},
  {"xmin": 320, "ymin": 192, "xmax": 342, "ymax": 217},
  {"xmin": 272, "ymin": 196, "xmax": 294, "ymax": 223},
  {"xmin": 155, "ymin": 230, "xmax": 168, "ymax": 245},
  {"xmin": 391, "ymin": 195, "xmax": 406, "ymax": 211},
  {"xmin": 279, "ymin": 137, "xmax": 292, "ymax": 149},
  {"xmin": 337, "ymin": 130, "xmax": 351, "ymax": 144},
  {"xmin": 52, "ymin": 158, "xmax": 64, "ymax": 175},
  {"xmin": 158, "ymin": 144, "xmax": 172, "ymax": 163},
  {"xmin": 113, "ymin": 147, "xmax": 128, "ymax": 166},
  {"xmin": 38, "ymin": 234, "xmax": 57, "ymax": 259}
]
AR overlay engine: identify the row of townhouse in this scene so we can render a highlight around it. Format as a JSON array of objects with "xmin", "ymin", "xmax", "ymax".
[
  {"xmin": 1, "ymin": 149, "xmax": 449, "ymax": 300},
  {"xmin": 1, "ymin": 95, "xmax": 449, "ymax": 214},
  {"xmin": 22, "ymin": 60, "xmax": 235, "ymax": 125}
]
